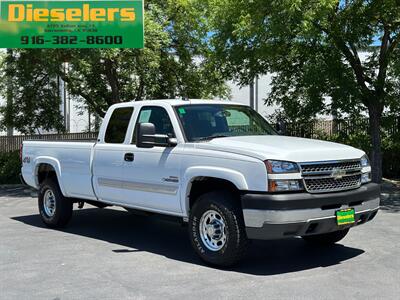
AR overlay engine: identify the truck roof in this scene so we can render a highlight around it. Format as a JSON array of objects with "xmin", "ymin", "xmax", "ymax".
[{"xmin": 112, "ymin": 99, "xmax": 246, "ymax": 109}]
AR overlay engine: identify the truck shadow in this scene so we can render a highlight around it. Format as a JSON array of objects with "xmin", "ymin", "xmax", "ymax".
[
  {"xmin": 0, "ymin": 186, "xmax": 37, "ymax": 198},
  {"xmin": 380, "ymin": 193, "xmax": 400, "ymax": 213},
  {"xmin": 381, "ymin": 180, "xmax": 400, "ymax": 213},
  {"xmin": 12, "ymin": 207, "xmax": 365, "ymax": 276}
]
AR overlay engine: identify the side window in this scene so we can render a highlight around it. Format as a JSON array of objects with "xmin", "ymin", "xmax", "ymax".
[
  {"xmin": 104, "ymin": 107, "xmax": 134, "ymax": 144},
  {"xmin": 132, "ymin": 106, "xmax": 175, "ymax": 144}
]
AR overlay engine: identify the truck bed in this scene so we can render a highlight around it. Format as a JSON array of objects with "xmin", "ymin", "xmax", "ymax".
[{"xmin": 22, "ymin": 141, "xmax": 96, "ymax": 200}]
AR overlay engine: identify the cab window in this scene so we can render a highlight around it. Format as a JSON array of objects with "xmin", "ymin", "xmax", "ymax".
[{"xmin": 104, "ymin": 107, "xmax": 134, "ymax": 144}]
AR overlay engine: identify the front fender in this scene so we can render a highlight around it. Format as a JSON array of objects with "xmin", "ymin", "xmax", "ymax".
[
  {"xmin": 33, "ymin": 156, "xmax": 67, "ymax": 196},
  {"xmin": 181, "ymin": 166, "xmax": 248, "ymax": 215}
]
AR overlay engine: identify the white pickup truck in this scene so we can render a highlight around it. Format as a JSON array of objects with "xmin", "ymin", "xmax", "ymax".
[{"xmin": 21, "ymin": 99, "xmax": 380, "ymax": 267}]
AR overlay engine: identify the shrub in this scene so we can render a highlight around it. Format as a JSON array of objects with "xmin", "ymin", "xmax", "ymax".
[
  {"xmin": 0, "ymin": 151, "xmax": 21, "ymax": 184},
  {"xmin": 314, "ymin": 131, "xmax": 400, "ymax": 179},
  {"xmin": 382, "ymin": 132, "xmax": 400, "ymax": 179}
]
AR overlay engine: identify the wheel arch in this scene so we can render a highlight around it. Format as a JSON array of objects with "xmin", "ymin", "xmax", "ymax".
[
  {"xmin": 182, "ymin": 166, "xmax": 248, "ymax": 215},
  {"xmin": 34, "ymin": 157, "xmax": 67, "ymax": 196}
]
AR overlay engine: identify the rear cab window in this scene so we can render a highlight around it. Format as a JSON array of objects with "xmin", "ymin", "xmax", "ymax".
[{"xmin": 104, "ymin": 107, "xmax": 134, "ymax": 144}]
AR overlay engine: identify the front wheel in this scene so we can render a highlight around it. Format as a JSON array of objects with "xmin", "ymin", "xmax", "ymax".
[
  {"xmin": 189, "ymin": 191, "xmax": 248, "ymax": 267},
  {"xmin": 302, "ymin": 228, "xmax": 350, "ymax": 246},
  {"xmin": 38, "ymin": 178, "xmax": 73, "ymax": 228}
]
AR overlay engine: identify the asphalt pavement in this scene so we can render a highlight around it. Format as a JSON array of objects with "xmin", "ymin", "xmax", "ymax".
[{"xmin": 0, "ymin": 185, "xmax": 399, "ymax": 299}]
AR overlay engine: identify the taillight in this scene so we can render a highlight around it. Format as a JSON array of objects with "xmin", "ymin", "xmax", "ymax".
[{"xmin": 20, "ymin": 144, "xmax": 23, "ymax": 162}]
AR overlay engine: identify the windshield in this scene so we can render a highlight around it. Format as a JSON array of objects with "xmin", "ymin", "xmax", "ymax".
[{"xmin": 175, "ymin": 104, "xmax": 277, "ymax": 142}]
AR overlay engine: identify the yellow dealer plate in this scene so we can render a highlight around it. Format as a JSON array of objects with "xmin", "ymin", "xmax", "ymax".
[{"xmin": 336, "ymin": 208, "xmax": 355, "ymax": 226}]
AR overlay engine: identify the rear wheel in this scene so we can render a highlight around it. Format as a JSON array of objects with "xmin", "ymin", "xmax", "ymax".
[
  {"xmin": 189, "ymin": 191, "xmax": 248, "ymax": 267},
  {"xmin": 38, "ymin": 178, "xmax": 72, "ymax": 228},
  {"xmin": 302, "ymin": 228, "xmax": 350, "ymax": 245}
]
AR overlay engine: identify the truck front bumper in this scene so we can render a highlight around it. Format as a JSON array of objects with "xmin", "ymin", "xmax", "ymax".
[{"xmin": 241, "ymin": 183, "xmax": 380, "ymax": 240}]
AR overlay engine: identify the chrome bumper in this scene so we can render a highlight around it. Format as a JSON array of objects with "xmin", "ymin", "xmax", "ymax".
[
  {"xmin": 243, "ymin": 198, "xmax": 380, "ymax": 228},
  {"xmin": 241, "ymin": 183, "xmax": 380, "ymax": 240}
]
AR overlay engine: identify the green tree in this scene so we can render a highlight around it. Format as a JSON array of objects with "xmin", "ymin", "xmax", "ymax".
[
  {"xmin": 0, "ymin": 0, "xmax": 229, "ymax": 133},
  {"xmin": 0, "ymin": 50, "xmax": 65, "ymax": 134},
  {"xmin": 54, "ymin": 0, "xmax": 229, "ymax": 118},
  {"xmin": 208, "ymin": 0, "xmax": 400, "ymax": 183}
]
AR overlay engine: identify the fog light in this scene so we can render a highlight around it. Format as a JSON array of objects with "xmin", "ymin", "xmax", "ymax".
[
  {"xmin": 269, "ymin": 180, "xmax": 304, "ymax": 192},
  {"xmin": 361, "ymin": 173, "xmax": 371, "ymax": 184}
]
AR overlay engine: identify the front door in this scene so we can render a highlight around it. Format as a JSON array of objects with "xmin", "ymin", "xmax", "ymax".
[{"xmin": 118, "ymin": 105, "xmax": 183, "ymax": 214}]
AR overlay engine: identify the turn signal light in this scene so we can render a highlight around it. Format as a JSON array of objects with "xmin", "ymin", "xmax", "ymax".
[{"xmin": 268, "ymin": 180, "xmax": 304, "ymax": 192}]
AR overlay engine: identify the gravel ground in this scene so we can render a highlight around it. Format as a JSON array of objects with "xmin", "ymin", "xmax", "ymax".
[{"xmin": 0, "ymin": 184, "xmax": 399, "ymax": 300}]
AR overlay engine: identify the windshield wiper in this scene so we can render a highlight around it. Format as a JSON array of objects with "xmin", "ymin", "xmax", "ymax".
[{"xmin": 195, "ymin": 135, "xmax": 230, "ymax": 142}]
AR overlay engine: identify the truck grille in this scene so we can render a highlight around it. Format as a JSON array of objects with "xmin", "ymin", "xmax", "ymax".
[
  {"xmin": 301, "ymin": 161, "xmax": 361, "ymax": 175},
  {"xmin": 300, "ymin": 160, "xmax": 362, "ymax": 193}
]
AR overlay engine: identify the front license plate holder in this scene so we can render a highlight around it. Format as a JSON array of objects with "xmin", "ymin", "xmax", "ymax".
[{"xmin": 336, "ymin": 208, "xmax": 355, "ymax": 226}]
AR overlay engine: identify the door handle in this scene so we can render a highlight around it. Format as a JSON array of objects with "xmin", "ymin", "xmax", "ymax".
[{"xmin": 124, "ymin": 153, "xmax": 134, "ymax": 162}]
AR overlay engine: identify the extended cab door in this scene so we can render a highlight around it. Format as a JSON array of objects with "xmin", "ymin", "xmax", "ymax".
[
  {"xmin": 92, "ymin": 106, "xmax": 136, "ymax": 204},
  {"xmin": 118, "ymin": 105, "xmax": 183, "ymax": 214}
]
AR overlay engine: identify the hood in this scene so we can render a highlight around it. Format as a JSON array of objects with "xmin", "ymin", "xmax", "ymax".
[{"xmin": 195, "ymin": 135, "xmax": 365, "ymax": 162}]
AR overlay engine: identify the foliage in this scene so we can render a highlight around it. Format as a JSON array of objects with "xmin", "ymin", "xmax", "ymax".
[
  {"xmin": 0, "ymin": 0, "xmax": 230, "ymax": 134},
  {"xmin": 52, "ymin": 0, "xmax": 230, "ymax": 118},
  {"xmin": 322, "ymin": 130, "xmax": 400, "ymax": 179},
  {"xmin": 381, "ymin": 132, "xmax": 400, "ymax": 178},
  {"xmin": 0, "ymin": 50, "xmax": 65, "ymax": 134},
  {"xmin": 272, "ymin": 112, "xmax": 400, "ymax": 179},
  {"xmin": 0, "ymin": 151, "xmax": 20, "ymax": 184},
  {"xmin": 268, "ymin": 107, "xmax": 400, "ymax": 178},
  {"xmin": 207, "ymin": 0, "xmax": 400, "ymax": 182}
]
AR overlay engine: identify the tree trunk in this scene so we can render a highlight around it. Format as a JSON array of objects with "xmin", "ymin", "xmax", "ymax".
[
  {"xmin": 368, "ymin": 104, "xmax": 383, "ymax": 183},
  {"xmin": 104, "ymin": 58, "xmax": 120, "ymax": 104}
]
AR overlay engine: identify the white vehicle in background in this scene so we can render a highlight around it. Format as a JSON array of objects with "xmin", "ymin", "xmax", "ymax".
[{"xmin": 21, "ymin": 99, "xmax": 380, "ymax": 267}]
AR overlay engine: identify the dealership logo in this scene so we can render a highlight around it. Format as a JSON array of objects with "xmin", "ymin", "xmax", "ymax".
[
  {"xmin": 7, "ymin": 3, "xmax": 136, "ymax": 22},
  {"xmin": 0, "ymin": 0, "xmax": 144, "ymax": 49}
]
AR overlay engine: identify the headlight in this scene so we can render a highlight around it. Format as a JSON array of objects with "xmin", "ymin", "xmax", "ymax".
[
  {"xmin": 360, "ymin": 155, "xmax": 371, "ymax": 184},
  {"xmin": 361, "ymin": 155, "xmax": 370, "ymax": 167},
  {"xmin": 269, "ymin": 180, "xmax": 304, "ymax": 192},
  {"xmin": 265, "ymin": 160, "xmax": 299, "ymax": 174}
]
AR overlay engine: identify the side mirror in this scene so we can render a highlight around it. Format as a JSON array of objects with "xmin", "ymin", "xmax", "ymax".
[
  {"xmin": 137, "ymin": 123, "xmax": 156, "ymax": 148},
  {"xmin": 136, "ymin": 123, "xmax": 178, "ymax": 148}
]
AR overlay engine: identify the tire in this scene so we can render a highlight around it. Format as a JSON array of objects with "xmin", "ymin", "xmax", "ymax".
[
  {"xmin": 38, "ymin": 178, "xmax": 73, "ymax": 228},
  {"xmin": 302, "ymin": 228, "xmax": 350, "ymax": 246},
  {"xmin": 189, "ymin": 190, "xmax": 248, "ymax": 267}
]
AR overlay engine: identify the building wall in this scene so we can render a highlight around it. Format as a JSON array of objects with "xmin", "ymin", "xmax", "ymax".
[
  {"xmin": 59, "ymin": 78, "xmax": 91, "ymax": 133},
  {"xmin": 227, "ymin": 74, "xmax": 280, "ymax": 119}
]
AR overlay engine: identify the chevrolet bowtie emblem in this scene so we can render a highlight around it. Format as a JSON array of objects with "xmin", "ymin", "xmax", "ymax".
[{"xmin": 331, "ymin": 168, "xmax": 346, "ymax": 180}]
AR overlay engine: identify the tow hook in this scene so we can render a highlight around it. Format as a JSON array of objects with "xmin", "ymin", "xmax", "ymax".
[{"xmin": 78, "ymin": 201, "xmax": 85, "ymax": 209}]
